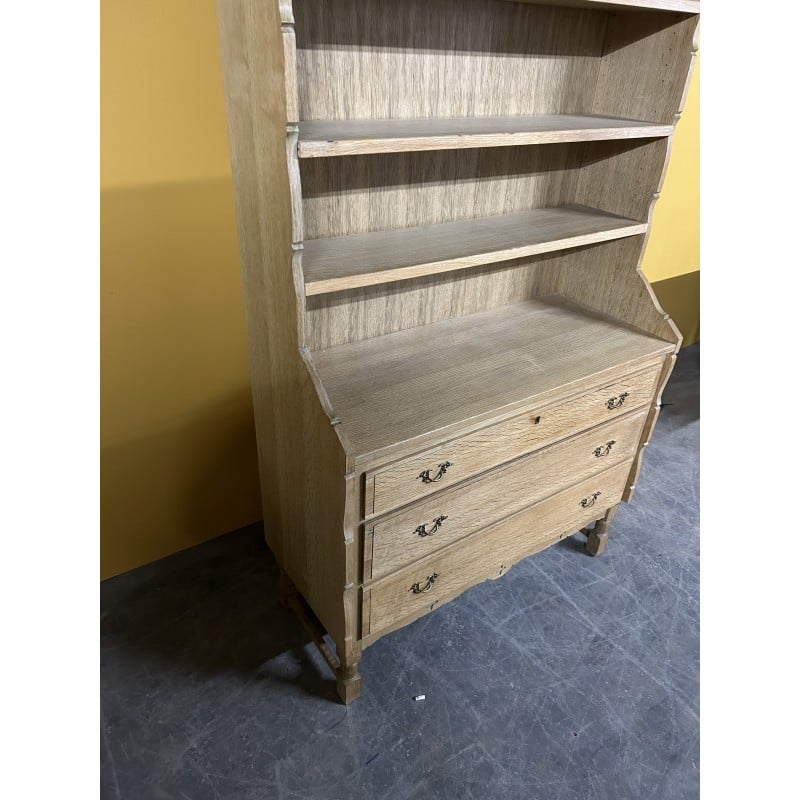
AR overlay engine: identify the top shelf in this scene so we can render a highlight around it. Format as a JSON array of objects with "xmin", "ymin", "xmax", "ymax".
[{"xmin": 297, "ymin": 114, "xmax": 673, "ymax": 159}]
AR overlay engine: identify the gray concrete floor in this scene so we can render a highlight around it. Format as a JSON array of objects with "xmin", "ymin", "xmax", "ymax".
[{"xmin": 101, "ymin": 343, "xmax": 699, "ymax": 800}]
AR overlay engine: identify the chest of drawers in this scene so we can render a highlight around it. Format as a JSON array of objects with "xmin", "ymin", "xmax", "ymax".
[{"xmin": 218, "ymin": 0, "xmax": 699, "ymax": 702}]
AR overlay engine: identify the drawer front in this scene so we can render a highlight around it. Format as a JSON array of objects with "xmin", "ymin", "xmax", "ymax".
[
  {"xmin": 363, "ymin": 461, "xmax": 632, "ymax": 639},
  {"xmin": 364, "ymin": 407, "xmax": 647, "ymax": 581},
  {"xmin": 364, "ymin": 364, "xmax": 660, "ymax": 517}
]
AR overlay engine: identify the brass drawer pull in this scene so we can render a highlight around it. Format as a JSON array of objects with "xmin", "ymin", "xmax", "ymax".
[
  {"xmin": 409, "ymin": 572, "xmax": 439, "ymax": 594},
  {"xmin": 580, "ymin": 491, "xmax": 601, "ymax": 508},
  {"xmin": 415, "ymin": 515, "xmax": 448, "ymax": 537},
  {"xmin": 606, "ymin": 392, "xmax": 629, "ymax": 410},
  {"xmin": 593, "ymin": 440, "xmax": 616, "ymax": 458},
  {"xmin": 418, "ymin": 461, "xmax": 452, "ymax": 484}
]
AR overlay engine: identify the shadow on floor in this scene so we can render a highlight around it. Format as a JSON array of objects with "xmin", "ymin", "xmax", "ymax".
[{"xmin": 101, "ymin": 529, "xmax": 339, "ymax": 702}]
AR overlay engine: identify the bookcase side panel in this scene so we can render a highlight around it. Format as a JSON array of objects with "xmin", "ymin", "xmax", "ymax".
[
  {"xmin": 590, "ymin": 10, "xmax": 699, "ymax": 124},
  {"xmin": 218, "ymin": 0, "xmax": 350, "ymax": 643}
]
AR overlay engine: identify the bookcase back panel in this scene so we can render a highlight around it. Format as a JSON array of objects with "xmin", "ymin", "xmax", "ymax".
[
  {"xmin": 305, "ymin": 252, "xmax": 558, "ymax": 350},
  {"xmin": 294, "ymin": 0, "xmax": 606, "ymax": 121},
  {"xmin": 300, "ymin": 144, "xmax": 582, "ymax": 239}
]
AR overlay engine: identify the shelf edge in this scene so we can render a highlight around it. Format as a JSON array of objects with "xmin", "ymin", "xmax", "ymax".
[
  {"xmin": 304, "ymin": 221, "xmax": 648, "ymax": 296},
  {"xmin": 298, "ymin": 125, "xmax": 674, "ymax": 159}
]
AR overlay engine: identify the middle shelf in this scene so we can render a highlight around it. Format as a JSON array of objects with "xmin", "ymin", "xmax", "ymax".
[{"xmin": 303, "ymin": 204, "xmax": 647, "ymax": 296}]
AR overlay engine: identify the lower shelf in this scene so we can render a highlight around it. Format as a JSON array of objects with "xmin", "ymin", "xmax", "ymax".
[{"xmin": 311, "ymin": 296, "xmax": 673, "ymax": 463}]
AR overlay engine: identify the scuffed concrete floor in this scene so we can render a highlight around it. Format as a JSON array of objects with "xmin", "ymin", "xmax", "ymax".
[{"xmin": 101, "ymin": 344, "xmax": 699, "ymax": 800}]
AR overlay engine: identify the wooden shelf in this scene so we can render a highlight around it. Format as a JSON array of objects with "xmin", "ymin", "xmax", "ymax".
[
  {"xmin": 303, "ymin": 205, "xmax": 647, "ymax": 296},
  {"xmin": 312, "ymin": 297, "xmax": 673, "ymax": 460},
  {"xmin": 499, "ymin": 0, "xmax": 699, "ymax": 13},
  {"xmin": 297, "ymin": 115, "xmax": 673, "ymax": 159}
]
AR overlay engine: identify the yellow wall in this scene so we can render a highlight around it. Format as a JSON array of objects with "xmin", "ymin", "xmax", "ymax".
[
  {"xmin": 643, "ymin": 58, "xmax": 700, "ymax": 284},
  {"xmin": 101, "ymin": 0, "xmax": 700, "ymax": 578},
  {"xmin": 101, "ymin": 0, "xmax": 260, "ymax": 578}
]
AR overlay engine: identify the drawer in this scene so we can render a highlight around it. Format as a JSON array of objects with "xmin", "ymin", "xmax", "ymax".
[
  {"xmin": 364, "ymin": 407, "xmax": 646, "ymax": 581},
  {"xmin": 364, "ymin": 364, "xmax": 660, "ymax": 517},
  {"xmin": 362, "ymin": 460, "xmax": 632, "ymax": 640}
]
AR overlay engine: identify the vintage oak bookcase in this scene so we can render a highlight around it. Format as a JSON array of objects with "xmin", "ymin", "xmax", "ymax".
[{"xmin": 218, "ymin": 0, "xmax": 699, "ymax": 702}]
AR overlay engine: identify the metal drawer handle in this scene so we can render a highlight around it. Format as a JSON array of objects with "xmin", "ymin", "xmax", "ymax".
[
  {"xmin": 580, "ymin": 491, "xmax": 601, "ymax": 508},
  {"xmin": 415, "ymin": 515, "xmax": 448, "ymax": 537},
  {"xmin": 593, "ymin": 440, "xmax": 616, "ymax": 458},
  {"xmin": 606, "ymin": 392, "xmax": 629, "ymax": 410},
  {"xmin": 418, "ymin": 461, "xmax": 452, "ymax": 484},
  {"xmin": 409, "ymin": 572, "xmax": 439, "ymax": 594}
]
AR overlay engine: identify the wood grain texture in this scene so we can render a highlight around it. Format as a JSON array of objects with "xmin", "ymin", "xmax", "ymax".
[
  {"xmin": 623, "ymin": 351, "xmax": 677, "ymax": 501},
  {"xmin": 278, "ymin": 0, "xmax": 294, "ymax": 24},
  {"xmin": 365, "ymin": 364, "xmax": 660, "ymax": 517},
  {"xmin": 300, "ymin": 143, "xmax": 581, "ymax": 240},
  {"xmin": 311, "ymin": 297, "xmax": 673, "ymax": 464},
  {"xmin": 303, "ymin": 205, "xmax": 647, "ymax": 296},
  {"xmin": 218, "ymin": 0, "xmax": 353, "ymax": 652},
  {"xmin": 301, "ymin": 136, "xmax": 672, "ymax": 349},
  {"xmin": 572, "ymin": 138, "xmax": 671, "ymax": 223},
  {"xmin": 591, "ymin": 12, "xmax": 699, "ymax": 125},
  {"xmin": 297, "ymin": 115, "xmax": 672, "ymax": 158},
  {"xmin": 221, "ymin": 0, "xmax": 699, "ymax": 695},
  {"xmin": 281, "ymin": 21, "xmax": 299, "ymax": 124},
  {"xmin": 537, "ymin": 239, "xmax": 679, "ymax": 342},
  {"xmin": 286, "ymin": 126, "xmax": 304, "ymax": 244},
  {"xmin": 294, "ymin": 0, "xmax": 607, "ymax": 122},
  {"xmin": 500, "ymin": 0, "xmax": 699, "ymax": 13},
  {"xmin": 362, "ymin": 460, "xmax": 633, "ymax": 643},
  {"xmin": 365, "ymin": 408, "xmax": 647, "ymax": 580},
  {"xmin": 305, "ymin": 256, "xmax": 551, "ymax": 351}
]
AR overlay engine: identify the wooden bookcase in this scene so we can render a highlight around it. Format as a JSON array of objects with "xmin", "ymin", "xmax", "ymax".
[{"xmin": 218, "ymin": 0, "xmax": 699, "ymax": 702}]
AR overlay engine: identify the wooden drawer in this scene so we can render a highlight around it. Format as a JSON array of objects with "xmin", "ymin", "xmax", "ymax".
[
  {"xmin": 363, "ymin": 460, "xmax": 632, "ymax": 640},
  {"xmin": 364, "ymin": 407, "xmax": 647, "ymax": 581},
  {"xmin": 364, "ymin": 364, "xmax": 660, "ymax": 517}
]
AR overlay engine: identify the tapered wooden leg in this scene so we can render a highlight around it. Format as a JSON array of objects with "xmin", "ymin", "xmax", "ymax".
[
  {"xmin": 336, "ymin": 661, "xmax": 362, "ymax": 704},
  {"xmin": 583, "ymin": 505, "xmax": 618, "ymax": 557}
]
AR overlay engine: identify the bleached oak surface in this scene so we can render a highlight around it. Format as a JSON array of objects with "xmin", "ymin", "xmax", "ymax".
[
  {"xmin": 364, "ymin": 364, "xmax": 660, "ymax": 517},
  {"xmin": 298, "ymin": 115, "xmax": 673, "ymax": 158},
  {"xmin": 365, "ymin": 409, "xmax": 647, "ymax": 580},
  {"xmin": 312, "ymin": 297, "xmax": 673, "ymax": 460},
  {"xmin": 303, "ymin": 205, "xmax": 647, "ymax": 296},
  {"xmin": 219, "ymin": 0, "xmax": 699, "ymax": 700}
]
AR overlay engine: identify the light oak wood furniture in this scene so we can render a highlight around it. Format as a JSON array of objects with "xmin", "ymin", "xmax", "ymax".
[{"xmin": 218, "ymin": 0, "xmax": 699, "ymax": 703}]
